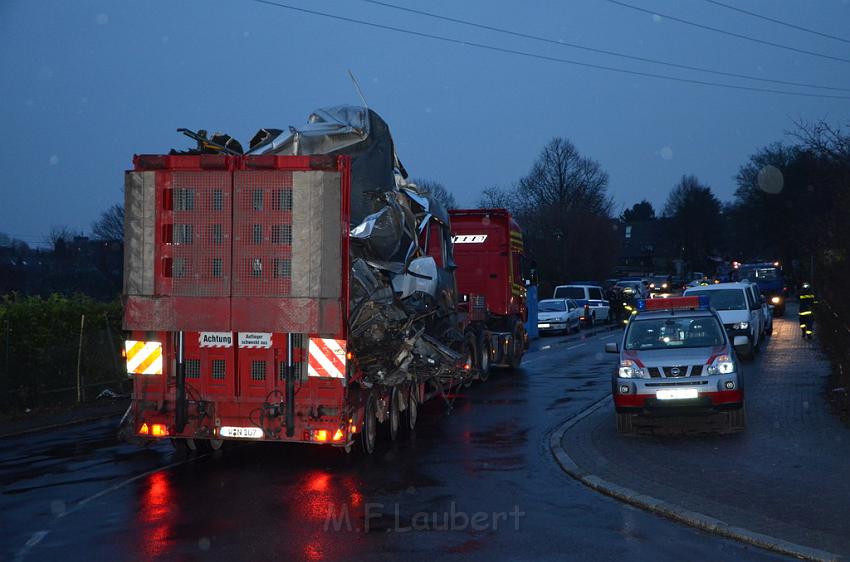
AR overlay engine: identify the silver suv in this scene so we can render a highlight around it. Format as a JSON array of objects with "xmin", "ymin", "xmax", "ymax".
[{"xmin": 605, "ymin": 296, "xmax": 747, "ymax": 433}]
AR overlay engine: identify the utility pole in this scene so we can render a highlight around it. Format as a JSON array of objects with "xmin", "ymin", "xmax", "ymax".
[{"xmin": 76, "ymin": 314, "xmax": 86, "ymax": 403}]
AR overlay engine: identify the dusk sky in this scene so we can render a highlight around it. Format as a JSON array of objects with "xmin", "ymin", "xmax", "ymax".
[{"xmin": 2, "ymin": 0, "xmax": 849, "ymax": 245}]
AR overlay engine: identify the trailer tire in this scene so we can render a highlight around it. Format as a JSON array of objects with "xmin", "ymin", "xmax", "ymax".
[
  {"xmin": 362, "ymin": 394, "xmax": 377, "ymax": 455},
  {"xmin": 388, "ymin": 387, "xmax": 401, "ymax": 442},
  {"xmin": 509, "ymin": 321, "xmax": 524, "ymax": 369},
  {"xmin": 170, "ymin": 438, "xmax": 193, "ymax": 456},
  {"xmin": 407, "ymin": 384, "xmax": 419, "ymax": 431},
  {"xmin": 463, "ymin": 332, "xmax": 477, "ymax": 386},
  {"xmin": 477, "ymin": 333, "xmax": 492, "ymax": 383}
]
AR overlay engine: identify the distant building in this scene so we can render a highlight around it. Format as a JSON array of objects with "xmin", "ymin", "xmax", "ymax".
[{"xmin": 615, "ymin": 219, "xmax": 680, "ymax": 276}]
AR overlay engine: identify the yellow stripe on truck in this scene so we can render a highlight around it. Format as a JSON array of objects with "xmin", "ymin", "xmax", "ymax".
[{"xmin": 125, "ymin": 340, "xmax": 163, "ymax": 375}]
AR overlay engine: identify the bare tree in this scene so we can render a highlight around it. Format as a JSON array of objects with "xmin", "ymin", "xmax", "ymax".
[
  {"xmin": 411, "ymin": 179, "xmax": 458, "ymax": 210},
  {"xmin": 516, "ymin": 137, "xmax": 613, "ymax": 216},
  {"xmin": 478, "ymin": 186, "xmax": 517, "ymax": 210},
  {"xmin": 91, "ymin": 204, "xmax": 124, "ymax": 240},
  {"xmin": 47, "ymin": 226, "xmax": 74, "ymax": 248}
]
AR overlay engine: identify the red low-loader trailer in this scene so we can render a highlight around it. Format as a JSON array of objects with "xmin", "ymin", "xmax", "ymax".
[{"xmin": 122, "ymin": 153, "xmax": 526, "ymax": 454}]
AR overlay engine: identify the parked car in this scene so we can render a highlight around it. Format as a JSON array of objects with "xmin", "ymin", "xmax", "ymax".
[
  {"xmin": 552, "ymin": 283, "xmax": 611, "ymax": 325},
  {"xmin": 537, "ymin": 298, "xmax": 582, "ymax": 335},
  {"xmin": 684, "ymin": 281, "xmax": 765, "ymax": 360},
  {"xmin": 614, "ymin": 280, "xmax": 647, "ymax": 299}
]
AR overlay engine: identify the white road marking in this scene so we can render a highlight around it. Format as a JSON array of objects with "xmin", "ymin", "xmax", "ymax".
[
  {"xmin": 566, "ymin": 343, "xmax": 586, "ymax": 350},
  {"xmin": 600, "ymin": 334, "xmax": 617, "ymax": 340},
  {"xmin": 14, "ymin": 530, "xmax": 49, "ymax": 562},
  {"xmin": 59, "ymin": 455, "xmax": 207, "ymax": 518},
  {"xmin": 16, "ymin": 453, "xmax": 208, "ymax": 561}
]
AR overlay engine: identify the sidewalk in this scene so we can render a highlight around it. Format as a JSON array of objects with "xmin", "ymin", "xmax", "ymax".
[
  {"xmin": 556, "ymin": 314, "xmax": 850, "ymax": 559},
  {"xmin": 0, "ymin": 399, "xmax": 129, "ymax": 439}
]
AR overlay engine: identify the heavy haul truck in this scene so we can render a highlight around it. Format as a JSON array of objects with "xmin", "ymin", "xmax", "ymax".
[{"xmin": 122, "ymin": 106, "xmax": 526, "ymax": 454}]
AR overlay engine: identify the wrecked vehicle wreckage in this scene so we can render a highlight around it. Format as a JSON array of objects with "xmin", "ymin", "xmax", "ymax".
[{"xmin": 174, "ymin": 105, "xmax": 472, "ymax": 393}]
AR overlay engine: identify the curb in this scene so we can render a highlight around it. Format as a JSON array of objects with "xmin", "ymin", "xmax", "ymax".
[
  {"xmin": 0, "ymin": 407, "xmax": 126, "ymax": 440},
  {"xmin": 549, "ymin": 399, "xmax": 844, "ymax": 562}
]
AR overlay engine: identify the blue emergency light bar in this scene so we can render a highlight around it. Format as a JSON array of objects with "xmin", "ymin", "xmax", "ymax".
[{"xmin": 636, "ymin": 296, "xmax": 710, "ymax": 312}]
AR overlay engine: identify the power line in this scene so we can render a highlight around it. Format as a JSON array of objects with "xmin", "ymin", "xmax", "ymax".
[
  {"xmin": 698, "ymin": 0, "xmax": 850, "ymax": 45},
  {"xmin": 604, "ymin": 0, "xmax": 850, "ymax": 65},
  {"xmin": 250, "ymin": 0, "xmax": 850, "ymax": 100},
  {"xmin": 361, "ymin": 0, "xmax": 850, "ymax": 93}
]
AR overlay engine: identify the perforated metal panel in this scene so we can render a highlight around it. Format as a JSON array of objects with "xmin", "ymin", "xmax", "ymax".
[
  {"xmin": 250, "ymin": 360, "xmax": 267, "ymax": 381},
  {"xmin": 232, "ymin": 171, "xmax": 293, "ymax": 297},
  {"xmin": 211, "ymin": 359, "xmax": 226, "ymax": 380},
  {"xmin": 185, "ymin": 359, "xmax": 201, "ymax": 379},
  {"xmin": 168, "ymin": 171, "xmax": 232, "ymax": 297}
]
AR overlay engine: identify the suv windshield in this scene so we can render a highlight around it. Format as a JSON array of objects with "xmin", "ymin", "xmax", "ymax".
[
  {"xmin": 625, "ymin": 316, "xmax": 725, "ymax": 350},
  {"xmin": 554, "ymin": 287, "xmax": 584, "ymax": 300},
  {"xmin": 539, "ymin": 300, "xmax": 566, "ymax": 312},
  {"xmin": 687, "ymin": 289, "xmax": 746, "ymax": 310}
]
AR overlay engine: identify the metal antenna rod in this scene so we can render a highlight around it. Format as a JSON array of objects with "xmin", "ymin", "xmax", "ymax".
[{"xmin": 348, "ymin": 69, "xmax": 369, "ymax": 109}]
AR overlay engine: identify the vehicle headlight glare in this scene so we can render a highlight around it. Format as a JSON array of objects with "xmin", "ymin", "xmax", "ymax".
[
  {"xmin": 733, "ymin": 322, "xmax": 749, "ymax": 330},
  {"xmin": 707, "ymin": 354, "xmax": 734, "ymax": 375},
  {"xmin": 618, "ymin": 360, "xmax": 647, "ymax": 379},
  {"xmin": 770, "ymin": 296, "xmax": 781, "ymax": 304}
]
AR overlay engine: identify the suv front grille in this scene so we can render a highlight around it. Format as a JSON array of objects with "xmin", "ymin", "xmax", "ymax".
[{"xmin": 649, "ymin": 365, "xmax": 705, "ymax": 378}]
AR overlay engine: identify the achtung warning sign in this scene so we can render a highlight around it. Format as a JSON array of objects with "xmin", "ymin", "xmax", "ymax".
[{"xmin": 199, "ymin": 332, "xmax": 233, "ymax": 348}]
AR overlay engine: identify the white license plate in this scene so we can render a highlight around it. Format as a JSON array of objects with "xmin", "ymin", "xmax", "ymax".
[
  {"xmin": 538, "ymin": 323, "xmax": 551, "ymax": 328},
  {"xmin": 656, "ymin": 388, "xmax": 699, "ymax": 400},
  {"xmin": 219, "ymin": 426, "xmax": 264, "ymax": 439}
]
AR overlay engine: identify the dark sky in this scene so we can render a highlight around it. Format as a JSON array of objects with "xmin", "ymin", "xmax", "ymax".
[{"xmin": 2, "ymin": 0, "xmax": 849, "ymax": 244}]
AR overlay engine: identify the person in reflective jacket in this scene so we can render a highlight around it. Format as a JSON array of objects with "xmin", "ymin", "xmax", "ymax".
[{"xmin": 798, "ymin": 282, "xmax": 816, "ymax": 339}]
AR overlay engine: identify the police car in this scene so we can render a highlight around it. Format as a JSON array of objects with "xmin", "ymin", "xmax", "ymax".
[{"xmin": 605, "ymin": 296, "xmax": 747, "ymax": 433}]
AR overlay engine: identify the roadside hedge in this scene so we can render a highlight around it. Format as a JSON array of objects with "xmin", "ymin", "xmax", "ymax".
[{"xmin": 0, "ymin": 294, "xmax": 125, "ymax": 413}]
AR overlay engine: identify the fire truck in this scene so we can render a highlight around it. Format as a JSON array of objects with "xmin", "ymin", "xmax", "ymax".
[{"xmin": 121, "ymin": 111, "xmax": 526, "ymax": 454}]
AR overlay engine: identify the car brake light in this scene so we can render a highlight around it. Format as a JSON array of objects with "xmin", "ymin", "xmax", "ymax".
[
  {"xmin": 138, "ymin": 423, "xmax": 150, "ymax": 435},
  {"xmin": 314, "ymin": 429, "xmax": 328, "ymax": 442},
  {"xmin": 333, "ymin": 429, "xmax": 344, "ymax": 441}
]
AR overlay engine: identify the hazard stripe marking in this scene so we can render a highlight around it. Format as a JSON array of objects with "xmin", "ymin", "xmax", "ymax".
[
  {"xmin": 308, "ymin": 338, "xmax": 346, "ymax": 378},
  {"xmin": 125, "ymin": 340, "xmax": 163, "ymax": 375}
]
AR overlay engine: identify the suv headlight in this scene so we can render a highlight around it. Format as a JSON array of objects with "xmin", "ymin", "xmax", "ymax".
[
  {"xmin": 732, "ymin": 322, "xmax": 749, "ymax": 330},
  {"xmin": 707, "ymin": 354, "xmax": 735, "ymax": 375},
  {"xmin": 618, "ymin": 360, "xmax": 649, "ymax": 379}
]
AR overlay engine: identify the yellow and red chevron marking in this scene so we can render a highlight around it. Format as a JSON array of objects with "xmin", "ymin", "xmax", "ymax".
[
  {"xmin": 124, "ymin": 340, "xmax": 163, "ymax": 375},
  {"xmin": 307, "ymin": 338, "xmax": 347, "ymax": 379}
]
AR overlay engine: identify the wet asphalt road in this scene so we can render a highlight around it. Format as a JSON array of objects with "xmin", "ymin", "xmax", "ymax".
[{"xmin": 1, "ymin": 328, "xmax": 786, "ymax": 561}]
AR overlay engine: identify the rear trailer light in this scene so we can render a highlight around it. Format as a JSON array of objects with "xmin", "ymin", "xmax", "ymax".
[
  {"xmin": 139, "ymin": 423, "xmax": 169, "ymax": 437},
  {"xmin": 151, "ymin": 424, "xmax": 169, "ymax": 437},
  {"xmin": 124, "ymin": 340, "xmax": 163, "ymax": 375},
  {"xmin": 333, "ymin": 428, "xmax": 344, "ymax": 441}
]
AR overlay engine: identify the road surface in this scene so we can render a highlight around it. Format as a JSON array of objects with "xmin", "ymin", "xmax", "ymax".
[{"xmin": 1, "ymin": 325, "xmax": 808, "ymax": 561}]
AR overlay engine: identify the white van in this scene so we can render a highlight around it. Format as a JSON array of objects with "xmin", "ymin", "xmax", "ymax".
[{"xmin": 684, "ymin": 282, "xmax": 765, "ymax": 359}]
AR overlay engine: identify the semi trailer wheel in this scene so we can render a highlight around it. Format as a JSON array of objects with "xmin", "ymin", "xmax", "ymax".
[
  {"xmin": 463, "ymin": 332, "xmax": 477, "ymax": 386},
  {"xmin": 362, "ymin": 393, "xmax": 377, "ymax": 455},
  {"xmin": 509, "ymin": 321, "xmax": 525, "ymax": 369},
  {"xmin": 388, "ymin": 387, "xmax": 401, "ymax": 442},
  {"xmin": 477, "ymin": 332, "xmax": 492, "ymax": 383},
  {"xmin": 407, "ymin": 384, "xmax": 419, "ymax": 431}
]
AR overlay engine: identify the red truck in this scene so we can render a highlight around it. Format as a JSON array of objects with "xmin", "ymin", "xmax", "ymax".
[{"xmin": 122, "ymin": 141, "xmax": 526, "ymax": 454}]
